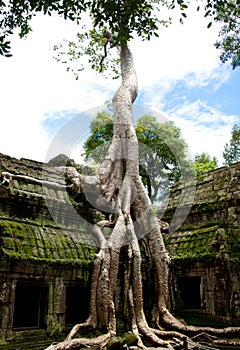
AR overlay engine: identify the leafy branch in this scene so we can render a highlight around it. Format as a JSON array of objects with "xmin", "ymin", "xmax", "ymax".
[{"xmin": 53, "ymin": 26, "xmax": 120, "ymax": 79}]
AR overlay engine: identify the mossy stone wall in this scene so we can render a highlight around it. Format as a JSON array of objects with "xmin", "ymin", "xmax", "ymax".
[{"xmin": 162, "ymin": 162, "xmax": 240, "ymax": 324}]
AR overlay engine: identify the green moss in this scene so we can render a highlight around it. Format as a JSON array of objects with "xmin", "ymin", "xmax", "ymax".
[
  {"xmin": 195, "ymin": 201, "xmax": 226, "ymax": 212},
  {"xmin": 166, "ymin": 225, "xmax": 240, "ymax": 263},
  {"xmin": 177, "ymin": 220, "xmax": 228, "ymax": 232},
  {"xmin": 0, "ymin": 217, "xmax": 97, "ymax": 265},
  {"xmin": 46, "ymin": 315, "xmax": 65, "ymax": 337},
  {"xmin": 227, "ymin": 228, "xmax": 240, "ymax": 261},
  {"xmin": 164, "ymin": 225, "xmax": 222, "ymax": 261},
  {"xmin": 170, "ymin": 253, "xmax": 216, "ymax": 266},
  {"xmin": 2, "ymin": 237, "xmax": 15, "ymax": 250},
  {"xmin": 0, "ymin": 337, "xmax": 7, "ymax": 345},
  {"xmin": 123, "ymin": 332, "xmax": 138, "ymax": 346},
  {"xmin": 107, "ymin": 336, "xmax": 126, "ymax": 350}
]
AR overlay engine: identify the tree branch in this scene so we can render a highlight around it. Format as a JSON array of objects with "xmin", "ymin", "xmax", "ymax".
[{"xmin": 100, "ymin": 29, "xmax": 114, "ymax": 73}]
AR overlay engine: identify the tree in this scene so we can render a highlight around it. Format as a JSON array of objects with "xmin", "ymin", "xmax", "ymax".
[
  {"xmin": 194, "ymin": 152, "xmax": 218, "ymax": 177},
  {"xmin": 83, "ymin": 111, "xmax": 114, "ymax": 164},
  {"xmin": 0, "ymin": 0, "xmax": 89, "ymax": 56},
  {"xmin": 213, "ymin": 0, "xmax": 240, "ymax": 69},
  {"xmin": 1, "ymin": 0, "xmax": 240, "ymax": 70},
  {"xmin": 136, "ymin": 115, "xmax": 193, "ymax": 202},
  {"xmin": 83, "ymin": 112, "xmax": 193, "ymax": 202},
  {"xmin": 223, "ymin": 123, "xmax": 240, "ymax": 165},
  {"xmin": 1, "ymin": 1, "xmax": 240, "ymax": 349},
  {"xmin": 0, "ymin": 0, "xmax": 169, "ymax": 57}
]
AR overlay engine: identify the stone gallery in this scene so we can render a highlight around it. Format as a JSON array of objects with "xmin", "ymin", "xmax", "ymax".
[{"xmin": 0, "ymin": 153, "xmax": 239, "ymax": 349}]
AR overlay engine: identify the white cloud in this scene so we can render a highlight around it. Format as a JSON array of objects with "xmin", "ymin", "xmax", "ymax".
[
  {"xmin": 0, "ymin": 15, "xmax": 118, "ymax": 161},
  {"xmin": 0, "ymin": 7, "xmax": 237, "ymax": 165},
  {"xmin": 131, "ymin": 3, "xmax": 222, "ymax": 89},
  {"xmin": 166, "ymin": 100, "xmax": 236, "ymax": 164},
  {"xmin": 184, "ymin": 65, "xmax": 231, "ymax": 89}
]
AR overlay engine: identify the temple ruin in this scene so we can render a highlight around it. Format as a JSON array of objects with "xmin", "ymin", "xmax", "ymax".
[{"xmin": 0, "ymin": 153, "xmax": 239, "ymax": 349}]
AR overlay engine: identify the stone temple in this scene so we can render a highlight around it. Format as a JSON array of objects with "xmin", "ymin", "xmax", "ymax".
[{"xmin": 0, "ymin": 153, "xmax": 239, "ymax": 349}]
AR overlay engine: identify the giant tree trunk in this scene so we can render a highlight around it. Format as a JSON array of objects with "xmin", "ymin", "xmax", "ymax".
[
  {"xmin": 45, "ymin": 44, "xmax": 240, "ymax": 350},
  {"xmin": 65, "ymin": 44, "xmax": 172, "ymax": 346}
]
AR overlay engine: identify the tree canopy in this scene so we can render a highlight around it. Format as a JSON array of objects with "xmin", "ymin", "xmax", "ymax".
[
  {"xmin": 83, "ymin": 112, "xmax": 193, "ymax": 202},
  {"xmin": 214, "ymin": 0, "xmax": 240, "ymax": 69},
  {"xmin": 1, "ymin": 0, "xmax": 239, "ymax": 69},
  {"xmin": 194, "ymin": 152, "xmax": 218, "ymax": 177},
  {"xmin": 0, "ymin": 0, "xmax": 171, "ymax": 56},
  {"xmin": 83, "ymin": 111, "xmax": 114, "ymax": 163},
  {"xmin": 223, "ymin": 122, "xmax": 240, "ymax": 165},
  {"xmin": 136, "ymin": 115, "xmax": 193, "ymax": 201}
]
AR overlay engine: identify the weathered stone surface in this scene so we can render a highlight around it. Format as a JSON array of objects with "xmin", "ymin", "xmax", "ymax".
[
  {"xmin": 162, "ymin": 162, "xmax": 240, "ymax": 326},
  {"xmin": 0, "ymin": 217, "xmax": 96, "ymax": 263},
  {"xmin": 0, "ymin": 154, "xmax": 95, "ymax": 347},
  {"xmin": 163, "ymin": 162, "xmax": 240, "ymax": 262}
]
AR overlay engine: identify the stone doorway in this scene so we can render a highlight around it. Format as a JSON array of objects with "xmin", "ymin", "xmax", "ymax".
[
  {"xmin": 178, "ymin": 276, "xmax": 202, "ymax": 309},
  {"xmin": 13, "ymin": 281, "xmax": 49, "ymax": 329},
  {"xmin": 65, "ymin": 285, "xmax": 90, "ymax": 326}
]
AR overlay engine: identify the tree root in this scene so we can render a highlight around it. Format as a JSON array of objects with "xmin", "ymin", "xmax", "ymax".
[
  {"xmin": 65, "ymin": 319, "xmax": 96, "ymax": 341},
  {"xmin": 45, "ymin": 332, "xmax": 114, "ymax": 350},
  {"xmin": 160, "ymin": 306, "xmax": 240, "ymax": 336}
]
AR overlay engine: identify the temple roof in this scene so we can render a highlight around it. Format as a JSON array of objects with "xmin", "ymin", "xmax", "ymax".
[
  {"xmin": 0, "ymin": 217, "xmax": 95, "ymax": 264},
  {"xmin": 162, "ymin": 162, "xmax": 240, "ymax": 263},
  {"xmin": 1, "ymin": 153, "xmax": 240, "ymax": 265},
  {"xmin": 0, "ymin": 153, "xmax": 69, "ymax": 201},
  {"xmin": 0, "ymin": 153, "xmax": 96, "ymax": 265}
]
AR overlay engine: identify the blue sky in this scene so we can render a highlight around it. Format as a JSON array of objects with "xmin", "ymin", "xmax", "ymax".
[{"xmin": 0, "ymin": 8, "xmax": 239, "ymax": 166}]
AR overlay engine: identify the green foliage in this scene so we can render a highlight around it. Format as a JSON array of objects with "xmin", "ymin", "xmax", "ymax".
[
  {"xmin": 53, "ymin": 27, "xmax": 120, "ymax": 79},
  {"xmin": 215, "ymin": 24, "xmax": 240, "ymax": 69},
  {"xmin": 0, "ymin": 0, "xmax": 89, "ymax": 56},
  {"xmin": 90, "ymin": 0, "xmax": 170, "ymax": 45},
  {"xmin": 136, "ymin": 114, "xmax": 194, "ymax": 201},
  {"xmin": 0, "ymin": 0, "xmax": 172, "ymax": 57},
  {"xmin": 195, "ymin": 0, "xmax": 240, "ymax": 69},
  {"xmin": 1, "ymin": 0, "xmax": 239, "ymax": 72},
  {"xmin": 214, "ymin": 1, "xmax": 240, "ymax": 69},
  {"xmin": 223, "ymin": 122, "xmax": 240, "ymax": 165},
  {"xmin": 83, "ymin": 111, "xmax": 113, "ymax": 162},
  {"xmin": 194, "ymin": 152, "xmax": 218, "ymax": 177},
  {"xmin": 83, "ymin": 111, "xmax": 193, "ymax": 202}
]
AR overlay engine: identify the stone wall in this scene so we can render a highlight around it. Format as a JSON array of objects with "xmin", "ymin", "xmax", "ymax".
[
  {"xmin": 0, "ymin": 154, "xmax": 96, "ymax": 348},
  {"xmin": 0, "ymin": 260, "xmax": 91, "ymax": 341},
  {"xmin": 162, "ymin": 162, "xmax": 240, "ymax": 325}
]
